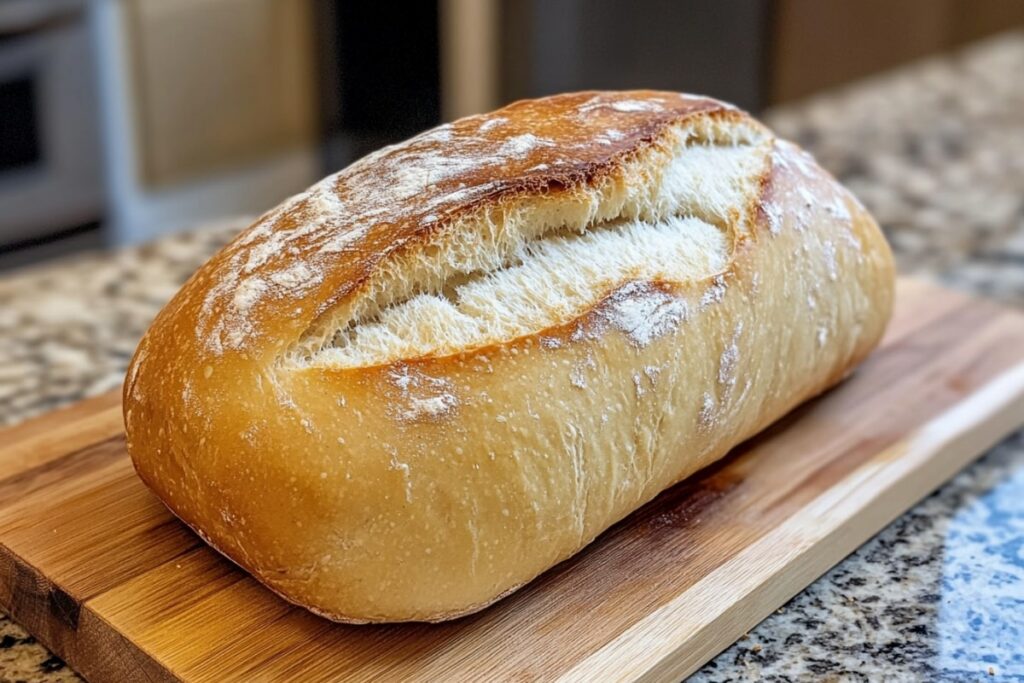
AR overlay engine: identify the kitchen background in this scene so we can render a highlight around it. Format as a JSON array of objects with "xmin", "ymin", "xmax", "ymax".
[
  {"xmin": 1, "ymin": 0, "xmax": 1022, "ymax": 271},
  {"xmin": 3, "ymin": 1, "xmax": 1024, "ymax": 681}
]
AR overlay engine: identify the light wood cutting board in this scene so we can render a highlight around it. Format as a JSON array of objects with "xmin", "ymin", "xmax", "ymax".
[{"xmin": 3, "ymin": 278, "xmax": 1024, "ymax": 682}]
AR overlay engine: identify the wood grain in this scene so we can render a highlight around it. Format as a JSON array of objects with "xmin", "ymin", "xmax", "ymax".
[
  {"xmin": 0, "ymin": 391, "xmax": 121, "ymax": 481},
  {"xmin": 2, "ymin": 279, "xmax": 1023, "ymax": 682}
]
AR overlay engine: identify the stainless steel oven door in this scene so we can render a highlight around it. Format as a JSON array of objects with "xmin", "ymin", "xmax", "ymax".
[{"xmin": 0, "ymin": 0, "xmax": 102, "ymax": 248}]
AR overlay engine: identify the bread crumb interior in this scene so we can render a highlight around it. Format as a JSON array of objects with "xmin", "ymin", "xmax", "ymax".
[{"xmin": 295, "ymin": 121, "xmax": 770, "ymax": 368}]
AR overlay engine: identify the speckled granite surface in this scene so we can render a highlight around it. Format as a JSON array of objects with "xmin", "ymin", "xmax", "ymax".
[{"xmin": 2, "ymin": 31, "xmax": 1023, "ymax": 682}]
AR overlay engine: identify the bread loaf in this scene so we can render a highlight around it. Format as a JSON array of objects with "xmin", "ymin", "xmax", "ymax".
[{"xmin": 123, "ymin": 91, "xmax": 894, "ymax": 623}]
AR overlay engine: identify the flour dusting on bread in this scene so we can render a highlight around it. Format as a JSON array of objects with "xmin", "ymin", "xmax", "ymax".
[
  {"xmin": 300, "ymin": 135, "xmax": 767, "ymax": 367},
  {"xmin": 598, "ymin": 283, "xmax": 690, "ymax": 348},
  {"xmin": 387, "ymin": 365, "xmax": 460, "ymax": 423},
  {"xmin": 189, "ymin": 92, "xmax": 767, "ymax": 358}
]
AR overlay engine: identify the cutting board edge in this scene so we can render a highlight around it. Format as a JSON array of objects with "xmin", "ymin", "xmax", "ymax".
[
  {"xmin": 564, "ymin": 361, "xmax": 1024, "ymax": 682},
  {"xmin": 0, "ymin": 540, "xmax": 176, "ymax": 683}
]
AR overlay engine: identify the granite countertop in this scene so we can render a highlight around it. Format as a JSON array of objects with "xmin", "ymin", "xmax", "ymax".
[{"xmin": 2, "ymin": 32, "xmax": 1023, "ymax": 682}]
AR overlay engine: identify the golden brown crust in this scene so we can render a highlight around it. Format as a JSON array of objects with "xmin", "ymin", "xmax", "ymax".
[
  {"xmin": 124, "ymin": 91, "xmax": 894, "ymax": 623},
  {"xmin": 164, "ymin": 92, "xmax": 747, "ymax": 361}
]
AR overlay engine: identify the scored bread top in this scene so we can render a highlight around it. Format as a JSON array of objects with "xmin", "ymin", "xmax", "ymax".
[{"xmin": 169, "ymin": 91, "xmax": 768, "ymax": 366}]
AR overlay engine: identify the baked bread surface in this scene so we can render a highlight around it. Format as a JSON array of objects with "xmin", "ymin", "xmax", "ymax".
[{"xmin": 124, "ymin": 90, "xmax": 895, "ymax": 623}]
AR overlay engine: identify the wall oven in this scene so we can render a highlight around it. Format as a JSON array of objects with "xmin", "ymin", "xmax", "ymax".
[{"xmin": 0, "ymin": 0, "xmax": 103, "ymax": 251}]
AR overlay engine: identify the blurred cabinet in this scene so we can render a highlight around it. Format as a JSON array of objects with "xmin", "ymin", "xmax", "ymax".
[
  {"xmin": 124, "ymin": 0, "xmax": 316, "ymax": 186},
  {"xmin": 87, "ymin": 0, "xmax": 319, "ymax": 245},
  {"xmin": 771, "ymin": 0, "xmax": 1024, "ymax": 102},
  {"xmin": 498, "ymin": 0, "xmax": 769, "ymax": 112},
  {"xmin": 950, "ymin": 0, "xmax": 1024, "ymax": 44},
  {"xmin": 446, "ymin": 0, "xmax": 1024, "ymax": 116}
]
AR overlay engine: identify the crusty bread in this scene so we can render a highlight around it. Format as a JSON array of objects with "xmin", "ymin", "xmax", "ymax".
[{"xmin": 123, "ymin": 91, "xmax": 895, "ymax": 623}]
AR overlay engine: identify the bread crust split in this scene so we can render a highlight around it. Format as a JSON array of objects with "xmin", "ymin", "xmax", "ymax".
[{"xmin": 123, "ymin": 90, "xmax": 895, "ymax": 623}]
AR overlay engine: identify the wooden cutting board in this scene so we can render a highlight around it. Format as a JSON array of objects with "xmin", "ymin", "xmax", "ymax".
[{"xmin": 4, "ymin": 278, "xmax": 1024, "ymax": 683}]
